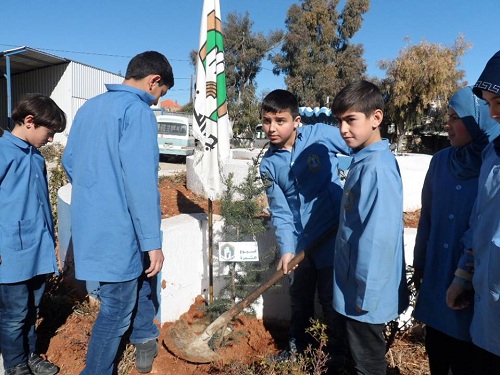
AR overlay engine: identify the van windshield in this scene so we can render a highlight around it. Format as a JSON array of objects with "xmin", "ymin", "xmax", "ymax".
[{"xmin": 158, "ymin": 122, "xmax": 187, "ymax": 136}]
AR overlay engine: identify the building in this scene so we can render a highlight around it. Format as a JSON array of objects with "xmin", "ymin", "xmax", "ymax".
[
  {"xmin": 0, "ymin": 46, "xmax": 123, "ymax": 144},
  {"xmin": 161, "ymin": 98, "xmax": 182, "ymax": 112}
]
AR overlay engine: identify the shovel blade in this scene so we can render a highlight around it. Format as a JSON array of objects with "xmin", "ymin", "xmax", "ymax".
[{"xmin": 162, "ymin": 318, "xmax": 220, "ymax": 364}]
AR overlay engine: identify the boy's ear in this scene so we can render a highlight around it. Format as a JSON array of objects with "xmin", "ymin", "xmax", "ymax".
[
  {"xmin": 294, "ymin": 115, "xmax": 301, "ymax": 129},
  {"xmin": 147, "ymin": 74, "xmax": 162, "ymax": 90},
  {"xmin": 24, "ymin": 115, "xmax": 35, "ymax": 128},
  {"xmin": 372, "ymin": 109, "xmax": 383, "ymax": 129}
]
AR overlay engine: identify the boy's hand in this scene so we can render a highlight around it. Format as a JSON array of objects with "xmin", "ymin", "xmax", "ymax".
[
  {"xmin": 446, "ymin": 283, "xmax": 472, "ymax": 309},
  {"xmin": 145, "ymin": 249, "xmax": 164, "ymax": 277},
  {"xmin": 278, "ymin": 253, "xmax": 296, "ymax": 274}
]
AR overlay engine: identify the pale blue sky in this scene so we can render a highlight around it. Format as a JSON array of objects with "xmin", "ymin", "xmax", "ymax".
[{"xmin": 1, "ymin": 0, "xmax": 498, "ymax": 106}]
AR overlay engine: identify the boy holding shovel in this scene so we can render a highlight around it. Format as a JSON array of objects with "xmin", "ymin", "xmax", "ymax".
[{"xmin": 259, "ymin": 89, "xmax": 350, "ymax": 373}]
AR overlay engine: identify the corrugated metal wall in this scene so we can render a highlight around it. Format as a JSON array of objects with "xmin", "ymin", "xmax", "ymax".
[
  {"xmin": 56, "ymin": 62, "xmax": 122, "ymax": 143},
  {"xmin": 71, "ymin": 62, "xmax": 123, "ymax": 101},
  {"xmin": 0, "ymin": 61, "xmax": 123, "ymax": 143},
  {"xmin": 0, "ymin": 63, "xmax": 70, "ymax": 131}
]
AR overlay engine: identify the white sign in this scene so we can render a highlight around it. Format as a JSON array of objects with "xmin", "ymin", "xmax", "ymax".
[{"xmin": 218, "ymin": 241, "xmax": 259, "ymax": 262}]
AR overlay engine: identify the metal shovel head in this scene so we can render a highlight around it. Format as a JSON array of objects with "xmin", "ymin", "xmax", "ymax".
[{"xmin": 162, "ymin": 318, "xmax": 219, "ymax": 363}]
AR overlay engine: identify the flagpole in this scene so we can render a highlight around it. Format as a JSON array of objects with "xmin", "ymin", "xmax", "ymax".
[
  {"xmin": 192, "ymin": 0, "xmax": 232, "ymax": 306},
  {"xmin": 208, "ymin": 198, "xmax": 214, "ymax": 303}
]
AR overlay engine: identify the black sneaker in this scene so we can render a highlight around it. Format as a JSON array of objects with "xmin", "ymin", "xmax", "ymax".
[
  {"xmin": 135, "ymin": 339, "xmax": 158, "ymax": 373},
  {"xmin": 27, "ymin": 354, "xmax": 59, "ymax": 375},
  {"xmin": 6, "ymin": 363, "xmax": 32, "ymax": 375}
]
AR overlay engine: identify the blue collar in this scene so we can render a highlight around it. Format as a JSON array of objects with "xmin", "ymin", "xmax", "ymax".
[
  {"xmin": 105, "ymin": 83, "xmax": 156, "ymax": 105},
  {"xmin": 351, "ymin": 139, "xmax": 390, "ymax": 163},
  {"xmin": 2, "ymin": 130, "xmax": 31, "ymax": 150}
]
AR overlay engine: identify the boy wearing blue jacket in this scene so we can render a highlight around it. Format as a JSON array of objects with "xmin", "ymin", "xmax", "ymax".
[
  {"xmin": 0, "ymin": 94, "xmax": 66, "ymax": 375},
  {"xmin": 62, "ymin": 51, "xmax": 173, "ymax": 375},
  {"xmin": 447, "ymin": 50, "xmax": 500, "ymax": 374},
  {"xmin": 331, "ymin": 80, "xmax": 409, "ymax": 375},
  {"xmin": 259, "ymin": 89, "xmax": 350, "ymax": 372}
]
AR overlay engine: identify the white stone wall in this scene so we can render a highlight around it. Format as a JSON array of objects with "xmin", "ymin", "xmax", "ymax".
[{"xmin": 57, "ymin": 184, "xmax": 290, "ymax": 323}]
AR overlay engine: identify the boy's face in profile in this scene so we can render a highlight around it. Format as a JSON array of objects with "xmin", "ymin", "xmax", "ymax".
[
  {"xmin": 261, "ymin": 109, "xmax": 300, "ymax": 149},
  {"xmin": 336, "ymin": 109, "xmax": 383, "ymax": 150},
  {"xmin": 27, "ymin": 125, "xmax": 55, "ymax": 148},
  {"xmin": 481, "ymin": 91, "xmax": 500, "ymax": 123},
  {"xmin": 16, "ymin": 115, "xmax": 55, "ymax": 148}
]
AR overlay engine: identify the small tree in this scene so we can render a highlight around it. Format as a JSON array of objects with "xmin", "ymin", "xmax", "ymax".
[{"xmin": 207, "ymin": 151, "xmax": 274, "ymax": 319}]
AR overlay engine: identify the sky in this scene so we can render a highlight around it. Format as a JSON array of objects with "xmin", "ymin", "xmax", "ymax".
[{"xmin": 1, "ymin": 0, "xmax": 499, "ymax": 106}]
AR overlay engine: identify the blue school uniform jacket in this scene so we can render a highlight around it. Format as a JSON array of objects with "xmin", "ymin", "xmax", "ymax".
[
  {"xmin": 0, "ymin": 131, "xmax": 58, "ymax": 283},
  {"xmin": 259, "ymin": 123, "xmax": 350, "ymax": 267},
  {"xmin": 333, "ymin": 139, "xmax": 409, "ymax": 324},
  {"xmin": 459, "ymin": 142, "xmax": 500, "ymax": 355},
  {"xmin": 413, "ymin": 148, "xmax": 474, "ymax": 341},
  {"xmin": 62, "ymin": 84, "xmax": 162, "ymax": 283}
]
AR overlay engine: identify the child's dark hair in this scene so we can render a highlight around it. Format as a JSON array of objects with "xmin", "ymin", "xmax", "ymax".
[
  {"xmin": 11, "ymin": 93, "xmax": 66, "ymax": 133},
  {"xmin": 260, "ymin": 89, "xmax": 299, "ymax": 119},
  {"xmin": 331, "ymin": 80, "xmax": 384, "ymax": 117},
  {"xmin": 125, "ymin": 51, "xmax": 175, "ymax": 89}
]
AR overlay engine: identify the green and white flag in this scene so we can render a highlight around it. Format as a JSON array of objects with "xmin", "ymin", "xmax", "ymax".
[{"xmin": 192, "ymin": 0, "xmax": 232, "ymax": 200}]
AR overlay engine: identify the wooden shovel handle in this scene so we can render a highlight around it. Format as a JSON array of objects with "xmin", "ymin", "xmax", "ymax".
[{"xmin": 201, "ymin": 226, "xmax": 337, "ymax": 340}]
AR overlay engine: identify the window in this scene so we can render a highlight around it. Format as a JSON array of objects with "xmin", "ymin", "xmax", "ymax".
[{"xmin": 158, "ymin": 122, "xmax": 187, "ymax": 136}]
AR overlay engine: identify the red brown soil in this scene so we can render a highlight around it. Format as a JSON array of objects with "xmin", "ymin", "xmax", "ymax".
[
  {"xmin": 158, "ymin": 173, "xmax": 221, "ymax": 218},
  {"xmin": 40, "ymin": 173, "xmax": 428, "ymax": 374},
  {"xmin": 404, "ymin": 209, "xmax": 421, "ymax": 228}
]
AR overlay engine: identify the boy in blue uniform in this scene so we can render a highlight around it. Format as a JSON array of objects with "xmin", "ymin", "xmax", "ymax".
[
  {"xmin": 331, "ymin": 80, "xmax": 409, "ymax": 374},
  {"xmin": 259, "ymin": 89, "xmax": 350, "ymax": 372},
  {"xmin": 62, "ymin": 51, "xmax": 173, "ymax": 375},
  {"xmin": 413, "ymin": 86, "xmax": 499, "ymax": 375},
  {"xmin": 447, "ymin": 50, "xmax": 500, "ymax": 373},
  {"xmin": 0, "ymin": 94, "xmax": 66, "ymax": 375}
]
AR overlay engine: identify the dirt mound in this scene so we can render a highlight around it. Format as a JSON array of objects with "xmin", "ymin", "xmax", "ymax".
[{"xmin": 44, "ymin": 295, "xmax": 280, "ymax": 375}]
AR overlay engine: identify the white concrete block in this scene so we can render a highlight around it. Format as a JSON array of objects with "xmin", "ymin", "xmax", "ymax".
[
  {"xmin": 159, "ymin": 214, "xmax": 206, "ymax": 323},
  {"xmin": 186, "ymin": 153, "xmax": 257, "ymax": 198},
  {"xmin": 404, "ymin": 228, "xmax": 417, "ymax": 266},
  {"xmin": 396, "ymin": 153, "xmax": 432, "ymax": 212},
  {"xmin": 57, "ymin": 183, "xmax": 73, "ymax": 269}
]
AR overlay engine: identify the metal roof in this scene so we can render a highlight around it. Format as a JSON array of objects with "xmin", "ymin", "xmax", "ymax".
[{"xmin": 0, "ymin": 46, "xmax": 69, "ymax": 75}]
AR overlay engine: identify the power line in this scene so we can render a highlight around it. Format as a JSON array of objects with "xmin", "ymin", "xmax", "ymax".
[{"xmin": 0, "ymin": 43, "xmax": 191, "ymax": 62}]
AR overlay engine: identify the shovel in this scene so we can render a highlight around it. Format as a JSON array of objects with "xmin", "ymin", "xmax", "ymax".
[{"xmin": 163, "ymin": 226, "xmax": 337, "ymax": 363}]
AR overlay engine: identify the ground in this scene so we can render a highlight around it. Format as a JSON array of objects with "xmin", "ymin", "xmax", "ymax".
[{"xmin": 39, "ymin": 173, "xmax": 428, "ymax": 375}]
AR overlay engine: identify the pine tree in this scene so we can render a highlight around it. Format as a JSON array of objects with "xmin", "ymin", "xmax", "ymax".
[{"xmin": 272, "ymin": 0, "xmax": 370, "ymax": 107}]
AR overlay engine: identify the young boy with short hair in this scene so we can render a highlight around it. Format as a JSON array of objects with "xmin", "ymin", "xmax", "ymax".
[
  {"xmin": 259, "ymin": 89, "xmax": 350, "ymax": 372},
  {"xmin": 62, "ymin": 51, "xmax": 173, "ymax": 375},
  {"xmin": 0, "ymin": 93, "xmax": 66, "ymax": 375},
  {"xmin": 331, "ymin": 80, "xmax": 409, "ymax": 374}
]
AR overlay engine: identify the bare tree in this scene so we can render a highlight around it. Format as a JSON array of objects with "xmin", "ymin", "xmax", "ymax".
[{"xmin": 378, "ymin": 35, "xmax": 471, "ymax": 149}]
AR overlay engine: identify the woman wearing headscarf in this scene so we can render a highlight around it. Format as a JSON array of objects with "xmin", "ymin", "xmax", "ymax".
[{"xmin": 412, "ymin": 86, "xmax": 500, "ymax": 375}]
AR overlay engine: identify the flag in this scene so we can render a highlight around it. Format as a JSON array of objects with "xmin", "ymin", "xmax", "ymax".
[{"xmin": 192, "ymin": 0, "xmax": 232, "ymax": 200}]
